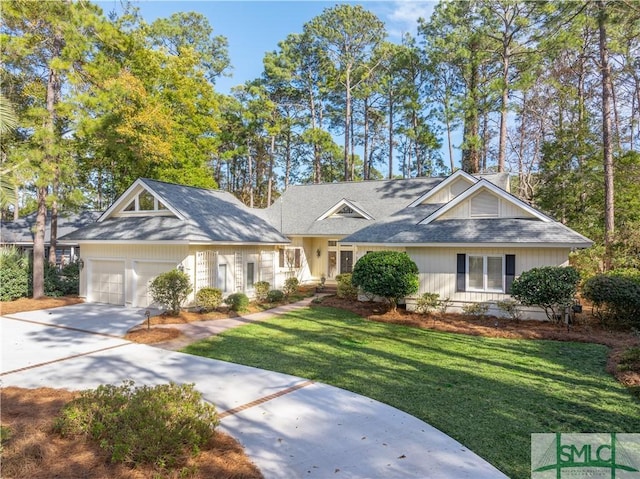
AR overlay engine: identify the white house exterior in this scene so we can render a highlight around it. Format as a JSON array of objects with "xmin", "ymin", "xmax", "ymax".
[
  {"xmin": 61, "ymin": 172, "xmax": 592, "ymax": 316},
  {"xmin": 61, "ymin": 179, "xmax": 290, "ymax": 308}
]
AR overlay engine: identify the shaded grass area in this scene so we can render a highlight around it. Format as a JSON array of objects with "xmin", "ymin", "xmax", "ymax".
[{"xmin": 183, "ymin": 306, "xmax": 640, "ymax": 479}]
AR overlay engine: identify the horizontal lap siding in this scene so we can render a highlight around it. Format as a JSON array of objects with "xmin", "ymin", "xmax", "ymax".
[{"xmin": 407, "ymin": 246, "xmax": 571, "ymax": 302}]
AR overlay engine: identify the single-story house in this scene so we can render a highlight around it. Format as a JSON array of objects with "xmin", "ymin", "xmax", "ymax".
[
  {"xmin": 0, "ymin": 210, "xmax": 102, "ymax": 266},
  {"xmin": 61, "ymin": 171, "xmax": 592, "ymax": 317},
  {"xmin": 60, "ymin": 179, "xmax": 290, "ymax": 307}
]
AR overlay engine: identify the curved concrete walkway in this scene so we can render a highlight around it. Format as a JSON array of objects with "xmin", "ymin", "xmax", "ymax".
[{"xmin": 1, "ymin": 301, "xmax": 507, "ymax": 479}]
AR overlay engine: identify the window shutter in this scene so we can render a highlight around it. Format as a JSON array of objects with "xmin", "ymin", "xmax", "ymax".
[
  {"xmin": 505, "ymin": 254, "xmax": 516, "ymax": 293},
  {"xmin": 294, "ymin": 248, "xmax": 301, "ymax": 268},
  {"xmin": 279, "ymin": 249, "xmax": 285, "ymax": 268},
  {"xmin": 456, "ymin": 254, "xmax": 466, "ymax": 292}
]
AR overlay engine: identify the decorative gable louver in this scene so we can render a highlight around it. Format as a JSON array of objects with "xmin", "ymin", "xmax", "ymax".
[
  {"xmin": 470, "ymin": 191, "xmax": 500, "ymax": 218},
  {"xmin": 317, "ymin": 199, "xmax": 373, "ymax": 221},
  {"xmin": 335, "ymin": 205, "xmax": 356, "ymax": 217}
]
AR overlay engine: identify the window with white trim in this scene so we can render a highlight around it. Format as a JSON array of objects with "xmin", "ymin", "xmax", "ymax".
[
  {"xmin": 246, "ymin": 262, "xmax": 255, "ymax": 289},
  {"xmin": 279, "ymin": 248, "xmax": 301, "ymax": 269},
  {"xmin": 467, "ymin": 255, "xmax": 504, "ymax": 292}
]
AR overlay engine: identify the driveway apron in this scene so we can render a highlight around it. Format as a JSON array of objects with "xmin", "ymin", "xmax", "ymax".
[{"xmin": 1, "ymin": 304, "xmax": 507, "ymax": 479}]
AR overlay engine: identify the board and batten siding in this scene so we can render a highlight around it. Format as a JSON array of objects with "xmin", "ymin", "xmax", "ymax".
[
  {"xmin": 406, "ymin": 247, "xmax": 571, "ymax": 315},
  {"xmin": 440, "ymin": 192, "xmax": 536, "ymax": 219},
  {"xmin": 423, "ymin": 177, "xmax": 472, "ymax": 204},
  {"xmin": 79, "ymin": 243, "xmax": 188, "ymax": 306},
  {"xmin": 354, "ymin": 245, "xmax": 404, "ymax": 263}
]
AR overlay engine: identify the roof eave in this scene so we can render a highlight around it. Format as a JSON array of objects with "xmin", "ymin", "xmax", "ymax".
[{"xmin": 339, "ymin": 241, "xmax": 594, "ymax": 249}]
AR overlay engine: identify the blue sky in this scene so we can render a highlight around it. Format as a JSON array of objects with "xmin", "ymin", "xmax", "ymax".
[{"xmin": 97, "ymin": 1, "xmax": 436, "ymax": 94}]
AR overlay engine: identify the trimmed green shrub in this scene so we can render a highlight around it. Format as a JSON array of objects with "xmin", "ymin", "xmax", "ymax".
[
  {"xmin": 336, "ymin": 273, "xmax": 358, "ymax": 300},
  {"xmin": 149, "ymin": 269, "xmax": 193, "ymax": 316},
  {"xmin": 254, "ymin": 281, "xmax": 270, "ymax": 302},
  {"xmin": 283, "ymin": 277, "xmax": 299, "ymax": 297},
  {"xmin": 0, "ymin": 247, "xmax": 29, "ymax": 301},
  {"xmin": 58, "ymin": 261, "xmax": 80, "ymax": 295},
  {"xmin": 267, "ymin": 289, "xmax": 285, "ymax": 303},
  {"xmin": 496, "ymin": 299, "xmax": 522, "ymax": 321},
  {"xmin": 195, "ymin": 287, "xmax": 223, "ymax": 311},
  {"xmin": 510, "ymin": 266, "xmax": 580, "ymax": 321},
  {"xmin": 462, "ymin": 302, "xmax": 490, "ymax": 317},
  {"xmin": 54, "ymin": 381, "xmax": 218, "ymax": 468},
  {"xmin": 351, "ymin": 251, "xmax": 419, "ymax": 310},
  {"xmin": 42, "ymin": 261, "xmax": 80, "ymax": 297},
  {"xmin": 415, "ymin": 292, "xmax": 440, "ymax": 314},
  {"xmin": 582, "ymin": 273, "xmax": 640, "ymax": 328},
  {"xmin": 224, "ymin": 292, "xmax": 249, "ymax": 312}
]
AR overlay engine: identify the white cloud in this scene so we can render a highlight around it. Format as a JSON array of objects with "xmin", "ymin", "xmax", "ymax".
[{"xmin": 382, "ymin": 1, "xmax": 436, "ymax": 39}]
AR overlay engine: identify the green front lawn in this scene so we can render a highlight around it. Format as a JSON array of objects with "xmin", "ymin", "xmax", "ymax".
[{"xmin": 183, "ymin": 306, "xmax": 640, "ymax": 479}]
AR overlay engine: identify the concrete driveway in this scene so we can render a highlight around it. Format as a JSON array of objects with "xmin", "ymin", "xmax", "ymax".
[{"xmin": 1, "ymin": 304, "xmax": 508, "ymax": 479}]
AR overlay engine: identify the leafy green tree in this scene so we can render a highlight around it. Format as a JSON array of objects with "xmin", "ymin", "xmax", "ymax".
[
  {"xmin": 74, "ymin": 7, "xmax": 226, "ymax": 200},
  {"xmin": 510, "ymin": 266, "xmax": 580, "ymax": 322},
  {"xmin": 149, "ymin": 269, "xmax": 193, "ymax": 316},
  {"xmin": 419, "ymin": 1, "xmax": 492, "ymax": 173},
  {"xmin": 1, "ymin": 0, "xmax": 109, "ymax": 296},
  {"xmin": 351, "ymin": 251, "xmax": 419, "ymax": 311},
  {"xmin": 0, "ymin": 94, "xmax": 19, "ymax": 210},
  {"xmin": 305, "ymin": 4, "xmax": 386, "ymax": 181}
]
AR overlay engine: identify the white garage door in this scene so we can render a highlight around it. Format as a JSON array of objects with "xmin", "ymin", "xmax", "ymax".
[
  {"xmin": 133, "ymin": 261, "xmax": 176, "ymax": 308},
  {"xmin": 88, "ymin": 260, "xmax": 125, "ymax": 305}
]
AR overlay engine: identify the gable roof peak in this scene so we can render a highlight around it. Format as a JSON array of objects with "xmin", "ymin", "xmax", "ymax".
[{"xmin": 419, "ymin": 178, "xmax": 551, "ymax": 225}]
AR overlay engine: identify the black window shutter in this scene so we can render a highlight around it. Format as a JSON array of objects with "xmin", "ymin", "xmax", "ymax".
[
  {"xmin": 505, "ymin": 254, "xmax": 516, "ymax": 293},
  {"xmin": 456, "ymin": 254, "xmax": 466, "ymax": 292}
]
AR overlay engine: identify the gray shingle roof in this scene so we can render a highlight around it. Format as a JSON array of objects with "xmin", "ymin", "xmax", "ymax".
[
  {"xmin": 342, "ymin": 213, "xmax": 593, "ymax": 246},
  {"xmin": 1, "ymin": 211, "xmax": 102, "ymax": 245},
  {"xmin": 61, "ymin": 179, "xmax": 289, "ymax": 244},
  {"xmin": 264, "ymin": 177, "xmax": 445, "ymax": 236}
]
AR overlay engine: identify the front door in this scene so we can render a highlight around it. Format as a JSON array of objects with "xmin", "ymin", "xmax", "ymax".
[
  {"xmin": 328, "ymin": 251, "xmax": 337, "ymax": 279},
  {"xmin": 340, "ymin": 251, "xmax": 353, "ymax": 274}
]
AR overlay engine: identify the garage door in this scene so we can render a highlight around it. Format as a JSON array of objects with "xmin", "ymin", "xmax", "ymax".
[
  {"xmin": 133, "ymin": 261, "xmax": 176, "ymax": 308},
  {"xmin": 88, "ymin": 260, "xmax": 125, "ymax": 305}
]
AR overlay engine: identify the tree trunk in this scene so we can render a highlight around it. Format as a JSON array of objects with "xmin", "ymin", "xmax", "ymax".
[
  {"xmin": 285, "ymin": 129, "xmax": 291, "ymax": 189},
  {"xmin": 363, "ymin": 98, "xmax": 369, "ymax": 180},
  {"xmin": 34, "ymin": 52, "xmax": 60, "ymax": 297},
  {"xmin": 344, "ymin": 69, "xmax": 351, "ymax": 181},
  {"xmin": 48, "ymin": 195, "xmax": 58, "ymax": 265},
  {"xmin": 445, "ymin": 108, "xmax": 454, "ymax": 173},
  {"xmin": 247, "ymin": 139, "xmax": 254, "ymax": 208},
  {"xmin": 497, "ymin": 46, "xmax": 510, "ymax": 173},
  {"xmin": 517, "ymin": 94, "xmax": 527, "ymax": 199},
  {"xmin": 33, "ymin": 186, "xmax": 47, "ymax": 298},
  {"xmin": 388, "ymin": 89, "xmax": 393, "ymax": 179},
  {"xmin": 598, "ymin": 0, "xmax": 615, "ymax": 270},
  {"xmin": 413, "ymin": 112, "xmax": 421, "ymax": 176},
  {"xmin": 350, "ymin": 113, "xmax": 356, "ymax": 181},
  {"xmin": 462, "ymin": 40, "xmax": 480, "ymax": 174},
  {"xmin": 267, "ymin": 135, "xmax": 275, "ymax": 206},
  {"xmin": 13, "ymin": 189, "xmax": 19, "ymax": 220}
]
